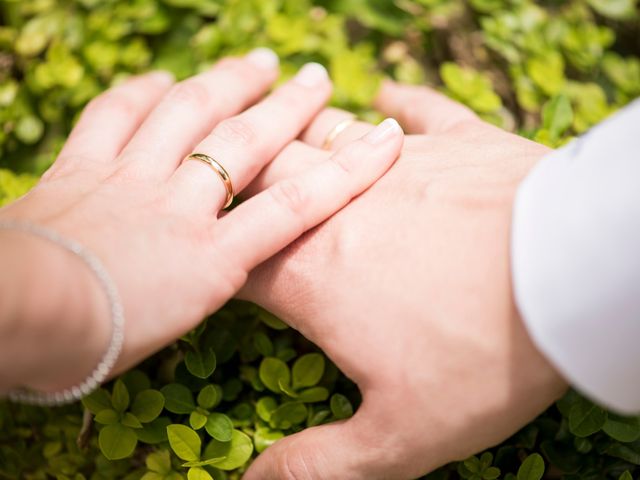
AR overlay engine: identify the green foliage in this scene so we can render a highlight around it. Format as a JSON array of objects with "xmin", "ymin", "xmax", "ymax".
[{"xmin": 1, "ymin": 0, "xmax": 640, "ymax": 478}]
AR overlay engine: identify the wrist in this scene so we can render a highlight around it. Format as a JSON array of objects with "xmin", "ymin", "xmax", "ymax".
[{"xmin": 0, "ymin": 228, "xmax": 111, "ymax": 393}]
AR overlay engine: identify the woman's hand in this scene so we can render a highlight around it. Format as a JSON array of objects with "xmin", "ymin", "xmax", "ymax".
[
  {"xmin": 0, "ymin": 52, "xmax": 404, "ymax": 395},
  {"xmin": 240, "ymin": 81, "xmax": 568, "ymax": 480}
]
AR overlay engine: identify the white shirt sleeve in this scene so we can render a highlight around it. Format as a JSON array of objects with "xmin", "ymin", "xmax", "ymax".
[{"xmin": 511, "ymin": 99, "xmax": 640, "ymax": 414}]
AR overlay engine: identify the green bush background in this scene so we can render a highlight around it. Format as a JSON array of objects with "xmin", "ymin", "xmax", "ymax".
[{"xmin": 1, "ymin": 0, "xmax": 639, "ymax": 478}]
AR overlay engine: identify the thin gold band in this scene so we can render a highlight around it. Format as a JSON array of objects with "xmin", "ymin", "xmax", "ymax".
[
  {"xmin": 322, "ymin": 116, "xmax": 357, "ymax": 150},
  {"xmin": 186, "ymin": 153, "xmax": 234, "ymax": 209}
]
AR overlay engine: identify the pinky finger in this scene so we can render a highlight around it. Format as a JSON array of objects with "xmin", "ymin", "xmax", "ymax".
[{"xmin": 215, "ymin": 118, "xmax": 403, "ymax": 272}]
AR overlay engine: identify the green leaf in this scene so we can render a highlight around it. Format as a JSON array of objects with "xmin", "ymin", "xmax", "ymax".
[
  {"xmin": 253, "ymin": 331, "xmax": 274, "ymax": 357},
  {"xmin": 131, "ymin": 390, "xmax": 165, "ymax": 423},
  {"xmin": 543, "ymin": 95, "xmax": 573, "ymax": 139},
  {"xmin": 185, "ymin": 349, "xmax": 217, "ymax": 379},
  {"xmin": 136, "ymin": 417, "xmax": 171, "ymax": 445},
  {"xmin": 98, "ymin": 423, "xmax": 138, "ymax": 460},
  {"xmin": 112, "ymin": 379, "xmax": 130, "ymax": 414},
  {"xmin": 15, "ymin": 115, "xmax": 44, "ymax": 144},
  {"xmin": 587, "ymin": 0, "xmax": 637, "ymax": 19},
  {"xmin": 619, "ymin": 471, "xmax": 633, "ymax": 480},
  {"xmin": 197, "ymin": 385, "xmax": 221, "ymax": 410},
  {"xmin": 82, "ymin": 388, "xmax": 112, "ymax": 414},
  {"xmin": 330, "ymin": 394, "xmax": 354, "ymax": 420},
  {"xmin": 292, "ymin": 353, "xmax": 325, "ymax": 389},
  {"xmin": 278, "ymin": 378, "xmax": 298, "ymax": 398},
  {"xmin": 187, "ymin": 467, "xmax": 213, "ymax": 480},
  {"xmin": 254, "ymin": 426, "xmax": 285, "ymax": 453},
  {"xmin": 167, "ymin": 424, "xmax": 202, "ymax": 462},
  {"xmin": 205, "ymin": 413, "xmax": 234, "ymax": 442},
  {"xmin": 94, "ymin": 409, "xmax": 119, "ymax": 425},
  {"xmin": 256, "ymin": 396, "xmax": 278, "ymax": 422},
  {"xmin": 603, "ymin": 414, "xmax": 640, "ymax": 443},
  {"xmin": 517, "ymin": 453, "xmax": 545, "ymax": 480},
  {"xmin": 259, "ymin": 357, "xmax": 291, "ymax": 394},
  {"xmin": 270, "ymin": 402, "xmax": 308, "ymax": 429},
  {"xmin": 484, "ymin": 467, "xmax": 500, "ymax": 480},
  {"xmin": 569, "ymin": 398, "xmax": 607, "ymax": 437},
  {"xmin": 161, "ymin": 383, "xmax": 196, "ymax": 414},
  {"xmin": 297, "ymin": 387, "xmax": 330, "ymax": 403},
  {"xmin": 203, "ymin": 429, "xmax": 254, "ymax": 471},
  {"xmin": 122, "ymin": 412, "xmax": 143, "ymax": 429},
  {"xmin": 190, "ymin": 411, "xmax": 209, "ymax": 430},
  {"xmin": 181, "ymin": 457, "xmax": 227, "ymax": 467},
  {"xmin": 146, "ymin": 449, "xmax": 172, "ymax": 474},
  {"xmin": 258, "ymin": 308, "xmax": 289, "ymax": 330}
]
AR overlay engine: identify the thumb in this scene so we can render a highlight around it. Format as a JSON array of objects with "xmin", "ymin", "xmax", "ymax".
[{"xmin": 243, "ymin": 415, "xmax": 381, "ymax": 480}]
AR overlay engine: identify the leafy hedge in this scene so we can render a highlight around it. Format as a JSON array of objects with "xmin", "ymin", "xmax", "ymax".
[{"xmin": 1, "ymin": 0, "xmax": 639, "ymax": 479}]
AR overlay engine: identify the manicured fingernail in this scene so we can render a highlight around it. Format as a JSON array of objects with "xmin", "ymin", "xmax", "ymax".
[
  {"xmin": 363, "ymin": 118, "xmax": 402, "ymax": 145},
  {"xmin": 246, "ymin": 48, "xmax": 280, "ymax": 70},
  {"xmin": 294, "ymin": 63, "xmax": 329, "ymax": 87},
  {"xmin": 146, "ymin": 70, "xmax": 175, "ymax": 85}
]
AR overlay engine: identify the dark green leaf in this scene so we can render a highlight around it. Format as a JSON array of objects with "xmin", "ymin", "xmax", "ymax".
[
  {"xmin": 185, "ymin": 349, "xmax": 217, "ymax": 379},
  {"xmin": 517, "ymin": 453, "xmax": 545, "ymax": 480},
  {"xmin": 161, "ymin": 383, "xmax": 196, "ymax": 414},
  {"xmin": 131, "ymin": 390, "xmax": 165, "ymax": 423},
  {"xmin": 569, "ymin": 398, "xmax": 607, "ymax": 437},
  {"xmin": 292, "ymin": 353, "xmax": 325, "ymax": 389},
  {"xmin": 81, "ymin": 388, "xmax": 112, "ymax": 414},
  {"xmin": 111, "ymin": 379, "xmax": 130, "ymax": 414},
  {"xmin": 330, "ymin": 394, "xmax": 353, "ymax": 420}
]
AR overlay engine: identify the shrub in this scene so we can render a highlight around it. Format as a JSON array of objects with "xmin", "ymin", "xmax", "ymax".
[{"xmin": 1, "ymin": 0, "xmax": 639, "ymax": 478}]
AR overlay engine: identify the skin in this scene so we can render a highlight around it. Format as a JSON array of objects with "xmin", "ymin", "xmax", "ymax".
[
  {"xmin": 240, "ymin": 81, "xmax": 569, "ymax": 479},
  {"xmin": 0, "ymin": 52, "xmax": 404, "ymax": 395}
]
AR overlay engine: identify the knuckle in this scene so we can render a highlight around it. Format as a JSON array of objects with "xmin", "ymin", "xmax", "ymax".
[
  {"xmin": 214, "ymin": 117, "xmax": 256, "ymax": 146},
  {"xmin": 165, "ymin": 80, "xmax": 210, "ymax": 107},
  {"xmin": 275, "ymin": 450, "xmax": 316, "ymax": 480},
  {"xmin": 330, "ymin": 144, "xmax": 361, "ymax": 175},
  {"xmin": 270, "ymin": 179, "xmax": 307, "ymax": 218}
]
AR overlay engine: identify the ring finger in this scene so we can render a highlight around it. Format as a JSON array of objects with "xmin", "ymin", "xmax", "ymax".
[
  {"xmin": 302, "ymin": 107, "xmax": 375, "ymax": 150},
  {"xmin": 169, "ymin": 63, "xmax": 333, "ymax": 214}
]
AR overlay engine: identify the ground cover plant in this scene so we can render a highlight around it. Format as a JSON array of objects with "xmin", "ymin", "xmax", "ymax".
[{"xmin": 1, "ymin": 0, "xmax": 639, "ymax": 478}]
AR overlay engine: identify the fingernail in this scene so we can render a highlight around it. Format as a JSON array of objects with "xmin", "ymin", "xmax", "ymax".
[
  {"xmin": 363, "ymin": 118, "xmax": 402, "ymax": 145},
  {"xmin": 294, "ymin": 63, "xmax": 329, "ymax": 87},
  {"xmin": 246, "ymin": 48, "xmax": 280, "ymax": 70},
  {"xmin": 145, "ymin": 70, "xmax": 175, "ymax": 85}
]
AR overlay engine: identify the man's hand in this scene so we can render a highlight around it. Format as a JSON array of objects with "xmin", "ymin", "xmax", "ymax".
[{"xmin": 241, "ymin": 81, "xmax": 568, "ymax": 479}]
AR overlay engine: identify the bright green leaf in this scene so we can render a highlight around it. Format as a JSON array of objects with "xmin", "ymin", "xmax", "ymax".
[
  {"xmin": 167, "ymin": 424, "xmax": 202, "ymax": 462},
  {"xmin": 259, "ymin": 357, "xmax": 291, "ymax": 394},
  {"xmin": 204, "ymin": 413, "xmax": 234, "ymax": 442},
  {"xmin": 203, "ymin": 429, "xmax": 254, "ymax": 471}
]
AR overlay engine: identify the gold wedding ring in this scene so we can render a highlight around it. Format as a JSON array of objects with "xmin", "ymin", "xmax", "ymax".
[
  {"xmin": 186, "ymin": 153, "xmax": 234, "ymax": 209},
  {"xmin": 322, "ymin": 116, "xmax": 357, "ymax": 150}
]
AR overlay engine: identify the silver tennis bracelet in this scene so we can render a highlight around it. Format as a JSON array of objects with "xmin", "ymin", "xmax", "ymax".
[{"xmin": 0, "ymin": 220, "xmax": 125, "ymax": 406}]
